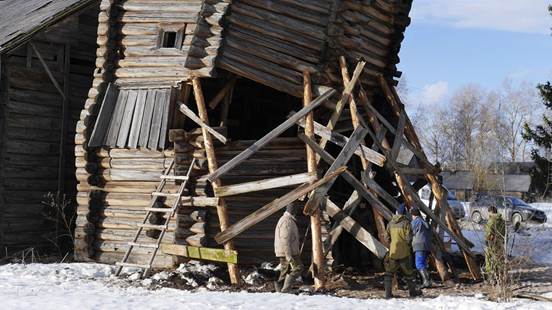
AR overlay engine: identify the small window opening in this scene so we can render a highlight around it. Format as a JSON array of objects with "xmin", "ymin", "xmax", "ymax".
[{"xmin": 161, "ymin": 31, "xmax": 177, "ymax": 48}]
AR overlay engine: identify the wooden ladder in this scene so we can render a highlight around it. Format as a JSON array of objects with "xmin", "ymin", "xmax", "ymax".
[{"xmin": 115, "ymin": 157, "xmax": 197, "ymax": 277}]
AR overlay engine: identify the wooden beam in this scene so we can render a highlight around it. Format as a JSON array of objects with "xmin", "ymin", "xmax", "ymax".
[
  {"xmin": 214, "ymin": 167, "xmax": 347, "ymax": 245},
  {"xmin": 178, "ymin": 102, "xmax": 228, "ymax": 144},
  {"xmin": 390, "ymin": 111, "xmax": 406, "ymax": 161},
  {"xmin": 57, "ymin": 43, "xmax": 70, "ymax": 200},
  {"xmin": 192, "ymin": 77, "xmax": 240, "ymax": 285},
  {"xmin": 303, "ymin": 70, "xmax": 325, "ymax": 290},
  {"xmin": 206, "ymin": 88, "xmax": 336, "ymax": 182},
  {"xmin": 325, "ymin": 199, "xmax": 388, "ymax": 259},
  {"xmin": 160, "ymin": 244, "xmax": 238, "ymax": 264},
  {"xmin": 323, "ymin": 191, "xmax": 362, "ymax": 254},
  {"xmin": 297, "ymin": 119, "xmax": 385, "ymax": 167},
  {"xmin": 299, "ymin": 133, "xmax": 394, "ymax": 220},
  {"xmin": 29, "ymin": 42, "xmax": 64, "ymax": 99},
  {"xmin": 318, "ymin": 60, "xmax": 366, "ymax": 152},
  {"xmin": 214, "ymin": 173, "xmax": 316, "ymax": 197},
  {"xmin": 208, "ymin": 77, "xmax": 237, "ymax": 109},
  {"xmin": 303, "ymin": 126, "xmax": 368, "ymax": 215}
]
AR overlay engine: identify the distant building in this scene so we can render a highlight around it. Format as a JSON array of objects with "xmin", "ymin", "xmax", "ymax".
[{"xmin": 441, "ymin": 163, "xmax": 536, "ymax": 202}]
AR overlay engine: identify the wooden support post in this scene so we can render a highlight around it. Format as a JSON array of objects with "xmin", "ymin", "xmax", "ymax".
[
  {"xmin": 379, "ymin": 76, "xmax": 482, "ymax": 281},
  {"xmin": 219, "ymin": 80, "xmax": 234, "ymax": 128},
  {"xmin": 58, "ymin": 44, "xmax": 70, "ymax": 200},
  {"xmin": 340, "ymin": 57, "xmax": 388, "ymax": 246},
  {"xmin": 303, "ymin": 70, "xmax": 325, "ymax": 290},
  {"xmin": 209, "ymin": 77, "xmax": 237, "ymax": 109},
  {"xmin": 192, "ymin": 77, "xmax": 240, "ymax": 285},
  {"xmin": 317, "ymin": 59, "xmax": 366, "ymax": 155}
]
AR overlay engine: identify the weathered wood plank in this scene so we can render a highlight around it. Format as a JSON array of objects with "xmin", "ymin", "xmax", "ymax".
[
  {"xmin": 214, "ymin": 166, "xmax": 347, "ymax": 244},
  {"xmin": 148, "ymin": 89, "xmax": 166, "ymax": 150},
  {"xmin": 116, "ymin": 89, "xmax": 138, "ymax": 147},
  {"xmin": 214, "ymin": 172, "xmax": 316, "ymax": 197},
  {"xmin": 106, "ymin": 91, "xmax": 129, "ymax": 146},
  {"xmin": 298, "ymin": 133, "xmax": 394, "ymax": 220},
  {"xmin": 297, "ymin": 118, "xmax": 386, "ymax": 167},
  {"xmin": 128, "ymin": 89, "xmax": 147, "ymax": 148},
  {"xmin": 160, "ymin": 244, "xmax": 238, "ymax": 264},
  {"xmin": 303, "ymin": 126, "xmax": 368, "ymax": 215},
  {"xmin": 89, "ymin": 83, "xmax": 119, "ymax": 147},
  {"xmin": 138, "ymin": 88, "xmax": 156, "ymax": 147},
  {"xmin": 178, "ymin": 102, "xmax": 228, "ymax": 144},
  {"xmin": 325, "ymin": 199, "xmax": 388, "ymax": 259},
  {"xmin": 207, "ymin": 88, "xmax": 336, "ymax": 182}
]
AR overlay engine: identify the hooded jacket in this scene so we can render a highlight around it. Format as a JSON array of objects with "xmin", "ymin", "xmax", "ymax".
[
  {"xmin": 411, "ymin": 216, "xmax": 432, "ymax": 252},
  {"xmin": 386, "ymin": 214, "xmax": 412, "ymax": 260},
  {"xmin": 274, "ymin": 211, "xmax": 300, "ymax": 259}
]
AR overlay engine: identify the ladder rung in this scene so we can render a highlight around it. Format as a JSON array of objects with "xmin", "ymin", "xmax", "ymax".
[
  {"xmin": 128, "ymin": 242, "xmax": 159, "ymax": 249},
  {"xmin": 152, "ymin": 192, "xmax": 181, "ymax": 197},
  {"xmin": 145, "ymin": 207, "xmax": 174, "ymax": 213},
  {"xmin": 161, "ymin": 175, "xmax": 189, "ymax": 180},
  {"xmin": 137, "ymin": 223, "xmax": 166, "ymax": 230},
  {"xmin": 116, "ymin": 262, "xmax": 150, "ymax": 269}
]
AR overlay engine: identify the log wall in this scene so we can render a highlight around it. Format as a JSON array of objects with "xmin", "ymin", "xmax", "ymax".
[
  {"xmin": 110, "ymin": 0, "xmax": 203, "ymax": 88},
  {"xmin": 175, "ymin": 133, "xmax": 318, "ymax": 265},
  {"xmin": 74, "ymin": 0, "xmax": 204, "ymax": 266},
  {"xmin": 0, "ymin": 5, "xmax": 98, "ymax": 252}
]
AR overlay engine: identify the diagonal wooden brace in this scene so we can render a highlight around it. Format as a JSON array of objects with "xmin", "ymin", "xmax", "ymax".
[{"xmin": 302, "ymin": 126, "xmax": 368, "ymax": 215}]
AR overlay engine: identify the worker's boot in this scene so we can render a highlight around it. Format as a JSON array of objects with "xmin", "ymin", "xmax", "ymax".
[
  {"xmin": 384, "ymin": 275, "xmax": 393, "ymax": 299},
  {"xmin": 419, "ymin": 269, "xmax": 432, "ymax": 288},
  {"xmin": 280, "ymin": 274, "xmax": 296, "ymax": 293},
  {"xmin": 274, "ymin": 279, "xmax": 284, "ymax": 292},
  {"xmin": 407, "ymin": 278, "xmax": 423, "ymax": 297}
]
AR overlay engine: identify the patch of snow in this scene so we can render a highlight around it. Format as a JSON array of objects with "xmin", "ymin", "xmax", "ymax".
[
  {"xmin": 454, "ymin": 223, "xmax": 552, "ymax": 266},
  {"xmin": 1, "ymin": 263, "xmax": 551, "ymax": 310},
  {"xmin": 531, "ymin": 203, "xmax": 552, "ymax": 228},
  {"xmin": 244, "ymin": 270, "xmax": 265, "ymax": 286}
]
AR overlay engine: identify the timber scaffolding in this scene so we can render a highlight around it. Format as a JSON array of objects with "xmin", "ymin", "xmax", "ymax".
[{"xmin": 74, "ymin": 0, "xmax": 482, "ymax": 288}]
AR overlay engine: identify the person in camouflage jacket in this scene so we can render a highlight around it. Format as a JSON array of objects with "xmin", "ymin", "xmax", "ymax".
[{"xmin": 383, "ymin": 204, "xmax": 421, "ymax": 299}]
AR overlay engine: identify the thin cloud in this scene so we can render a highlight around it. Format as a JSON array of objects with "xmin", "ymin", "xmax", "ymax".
[
  {"xmin": 412, "ymin": 0, "xmax": 551, "ymax": 34},
  {"xmin": 421, "ymin": 81, "xmax": 449, "ymax": 106}
]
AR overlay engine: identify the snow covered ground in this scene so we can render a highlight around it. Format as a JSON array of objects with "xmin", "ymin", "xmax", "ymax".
[{"xmin": 1, "ymin": 263, "xmax": 551, "ymax": 310}]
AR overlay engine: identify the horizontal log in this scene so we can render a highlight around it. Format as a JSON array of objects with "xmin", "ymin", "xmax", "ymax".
[{"xmin": 214, "ymin": 172, "xmax": 315, "ymax": 197}]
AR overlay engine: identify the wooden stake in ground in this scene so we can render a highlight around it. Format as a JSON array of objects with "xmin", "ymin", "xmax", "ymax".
[
  {"xmin": 192, "ymin": 77, "xmax": 241, "ymax": 285},
  {"xmin": 303, "ymin": 70, "xmax": 326, "ymax": 290}
]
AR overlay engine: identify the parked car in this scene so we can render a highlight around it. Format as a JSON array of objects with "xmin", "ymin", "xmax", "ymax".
[
  {"xmin": 418, "ymin": 186, "xmax": 466, "ymax": 219},
  {"xmin": 469, "ymin": 193, "xmax": 547, "ymax": 225}
]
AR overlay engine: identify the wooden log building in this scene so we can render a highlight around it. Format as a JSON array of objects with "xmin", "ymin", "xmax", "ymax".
[
  {"xmin": 0, "ymin": 0, "xmax": 100, "ymax": 253},
  {"xmin": 2, "ymin": 0, "xmax": 482, "ymax": 288}
]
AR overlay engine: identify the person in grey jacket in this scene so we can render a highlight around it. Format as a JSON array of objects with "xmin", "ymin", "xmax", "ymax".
[
  {"xmin": 411, "ymin": 207, "xmax": 432, "ymax": 288},
  {"xmin": 274, "ymin": 203, "xmax": 303, "ymax": 293}
]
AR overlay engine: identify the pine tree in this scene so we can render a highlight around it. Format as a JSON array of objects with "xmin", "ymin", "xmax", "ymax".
[{"xmin": 522, "ymin": 6, "xmax": 552, "ymax": 198}]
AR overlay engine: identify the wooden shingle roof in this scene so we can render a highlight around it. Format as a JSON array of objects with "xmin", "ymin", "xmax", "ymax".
[{"xmin": 0, "ymin": 0, "xmax": 96, "ymax": 54}]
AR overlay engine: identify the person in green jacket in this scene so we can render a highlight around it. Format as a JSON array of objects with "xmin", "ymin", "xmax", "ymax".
[
  {"xmin": 384, "ymin": 204, "xmax": 421, "ymax": 299},
  {"xmin": 484, "ymin": 205, "xmax": 506, "ymax": 284}
]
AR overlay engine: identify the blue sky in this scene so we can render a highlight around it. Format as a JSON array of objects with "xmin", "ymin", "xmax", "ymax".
[{"xmin": 398, "ymin": 0, "xmax": 552, "ymax": 106}]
